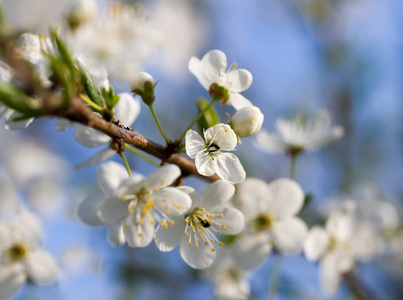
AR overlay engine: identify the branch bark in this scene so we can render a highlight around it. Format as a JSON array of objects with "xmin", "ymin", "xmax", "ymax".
[{"xmin": 43, "ymin": 96, "xmax": 220, "ymax": 182}]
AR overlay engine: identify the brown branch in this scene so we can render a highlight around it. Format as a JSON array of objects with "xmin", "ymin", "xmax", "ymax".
[
  {"xmin": 43, "ymin": 96, "xmax": 220, "ymax": 182},
  {"xmin": 0, "ymin": 31, "xmax": 219, "ymax": 182}
]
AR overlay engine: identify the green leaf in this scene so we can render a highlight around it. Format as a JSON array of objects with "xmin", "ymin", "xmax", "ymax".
[
  {"xmin": 0, "ymin": 83, "xmax": 41, "ymax": 115},
  {"xmin": 196, "ymin": 98, "xmax": 220, "ymax": 132},
  {"xmin": 52, "ymin": 30, "xmax": 75, "ymax": 72},
  {"xmin": 76, "ymin": 60, "xmax": 105, "ymax": 107}
]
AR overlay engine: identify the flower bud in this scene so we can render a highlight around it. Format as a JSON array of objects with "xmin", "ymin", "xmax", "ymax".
[
  {"xmin": 129, "ymin": 72, "xmax": 155, "ymax": 105},
  {"xmin": 230, "ymin": 106, "xmax": 264, "ymax": 138}
]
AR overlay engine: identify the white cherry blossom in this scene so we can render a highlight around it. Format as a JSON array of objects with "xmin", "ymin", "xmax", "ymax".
[
  {"xmin": 0, "ymin": 218, "xmax": 57, "ymax": 299},
  {"xmin": 231, "ymin": 178, "xmax": 307, "ymax": 270},
  {"xmin": 185, "ymin": 124, "xmax": 246, "ymax": 183},
  {"xmin": 304, "ymin": 210, "xmax": 378, "ymax": 296},
  {"xmin": 77, "ymin": 162, "xmax": 192, "ymax": 248},
  {"xmin": 256, "ymin": 110, "xmax": 344, "ymax": 155},
  {"xmin": 66, "ymin": 2, "xmax": 160, "ymax": 80},
  {"xmin": 74, "ymin": 93, "xmax": 140, "ymax": 169},
  {"xmin": 154, "ymin": 181, "xmax": 244, "ymax": 269},
  {"xmin": 188, "ymin": 50, "xmax": 253, "ymax": 110}
]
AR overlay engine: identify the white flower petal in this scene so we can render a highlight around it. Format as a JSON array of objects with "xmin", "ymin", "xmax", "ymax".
[
  {"xmin": 74, "ymin": 124, "xmax": 111, "ymax": 147},
  {"xmin": 26, "ymin": 249, "xmax": 57, "ymax": 284},
  {"xmin": 114, "ymin": 93, "xmax": 140, "ymax": 126},
  {"xmin": 200, "ymin": 180, "xmax": 235, "ymax": 211},
  {"xmin": 96, "ymin": 161, "xmax": 130, "ymax": 195},
  {"xmin": 319, "ymin": 253, "xmax": 343, "ymax": 296},
  {"xmin": 154, "ymin": 217, "xmax": 185, "ymax": 252},
  {"xmin": 351, "ymin": 222, "xmax": 377, "ymax": 261},
  {"xmin": 123, "ymin": 214, "xmax": 155, "ymax": 248},
  {"xmin": 108, "ymin": 221, "xmax": 126, "ymax": 246},
  {"xmin": 195, "ymin": 151, "xmax": 217, "ymax": 177},
  {"xmin": 304, "ymin": 226, "xmax": 329, "ymax": 261},
  {"xmin": 267, "ymin": 178, "xmax": 304, "ymax": 218},
  {"xmin": 227, "ymin": 69, "xmax": 253, "ymax": 93},
  {"xmin": 114, "ymin": 176, "xmax": 146, "ymax": 197},
  {"xmin": 145, "ymin": 164, "xmax": 181, "ymax": 189},
  {"xmin": 271, "ymin": 217, "xmax": 307, "ymax": 254},
  {"xmin": 153, "ymin": 188, "xmax": 192, "ymax": 215},
  {"xmin": 0, "ymin": 103, "xmax": 10, "ymax": 118},
  {"xmin": 215, "ymin": 153, "xmax": 246, "ymax": 184},
  {"xmin": 0, "ymin": 263, "xmax": 25, "ymax": 299},
  {"xmin": 255, "ymin": 129, "xmax": 288, "ymax": 154},
  {"xmin": 16, "ymin": 208, "xmax": 43, "ymax": 243},
  {"xmin": 211, "ymin": 207, "xmax": 244, "ymax": 235},
  {"xmin": 98, "ymin": 197, "xmax": 128, "ymax": 225},
  {"xmin": 188, "ymin": 56, "xmax": 212, "ymax": 91},
  {"xmin": 73, "ymin": 146, "xmax": 116, "ymax": 170},
  {"xmin": 55, "ymin": 118, "xmax": 74, "ymax": 131},
  {"xmin": 312, "ymin": 126, "xmax": 344, "ymax": 149},
  {"xmin": 231, "ymin": 234, "xmax": 272, "ymax": 270},
  {"xmin": 180, "ymin": 233, "xmax": 216, "ymax": 269},
  {"xmin": 376, "ymin": 201, "xmax": 399, "ymax": 232},
  {"xmin": 234, "ymin": 178, "xmax": 270, "ymax": 221},
  {"xmin": 201, "ymin": 49, "xmax": 227, "ymax": 74},
  {"xmin": 4, "ymin": 112, "xmax": 34, "ymax": 130},
  {"xmin": 77, "ymin": 194, "xmax": 105, "ymax": 226},
  {"xmin": 211, "ymin": 124, "xmax": 237, "ymax": 151},
  {"xmin": 227, "ymin": 93, "xmax": 253, "ymax": 111},
  {"xmin": 185, "ymin": 129, "xmax": 206, "ymax": 159},
  {"xmin": 177, "ymin": 186, "xmax": 200, "ymax": 209},
  {"xmin": 325, "ymin": 212, "xmax": 354, "ymax": 243}
]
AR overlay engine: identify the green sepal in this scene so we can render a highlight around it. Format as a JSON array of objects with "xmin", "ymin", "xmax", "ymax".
[
  {"xmin": 51, "ymin": 30, "xmax": 76, "ymax": 73},
  {"xmin": 197, "ymin": 98, "xmax": 220, "ymax": 132},
  {"xmin": 0, "ymin": 83, "xmax": 41, "ymax": 115},
  {"xmin": 102, "ymin": 84, "xmax": 119, "ymax": 110},
  {"xmin": 302, "ymin": 193, "xmax": 314, "ymax": 211},
  {"xmin": 76, "ymin": 60, "xmax": 105, "ymax": 107}
]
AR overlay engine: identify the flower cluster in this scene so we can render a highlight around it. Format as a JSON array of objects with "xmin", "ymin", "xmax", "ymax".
[{"xmin": 0, "ymin": 3, "xmax": 399, "ymax": 299}]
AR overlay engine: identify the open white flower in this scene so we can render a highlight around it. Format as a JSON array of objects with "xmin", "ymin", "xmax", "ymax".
[
  {"xmin": 0, "ymin": 221, "xmax": 57, "ymax": 299},
  {"xmin": 67, "ymin": 2, "xmax": 160, "ymax": 80},
  {"xmin": 154, "ymin": 181, "xmax": 244, "ymax": 269},
  {"xmin": 185, "ymin": 124, "xmax": 246, "ymax": 183},
  {"xmin": 77, "ymin": 162, "xmax": 191, "ymax": 248},
  {"xmin": 188, "ymin": 50, "xmax": 253, "ymax": 110},
  {"xmin": 304, "ymin": 210, "xmax": 378, "ymax": 296},
  {"xmin": 74, "ymin": 93, "xmax": 140, "ymax": 169},
  {"xmin": 256, "ymin": 110, "xmax": 344, "ymax": 155},
  {"xmin": 232, "ymin": 178, "xmax": 307, "ymax": 270}
]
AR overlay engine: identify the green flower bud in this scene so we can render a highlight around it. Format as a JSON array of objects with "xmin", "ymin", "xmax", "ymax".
[{"xmin": 129, "ymin": 72, "xmax": 155, "ymax": 105}]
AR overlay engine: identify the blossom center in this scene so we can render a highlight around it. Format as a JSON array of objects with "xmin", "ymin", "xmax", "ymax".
[
  {"xmin": 4, "ymin": 243, "xmax": 27, "ymax": 262},
  {"xmin": 183, "ymin": 207, "xmax": 228, "ymax": 251},
  {"xmin": 122, "ymin": 187, "xmax": 154, "ymax": 216},
  {"xmin": 207, "ymin": 143, "xmax": 220, "ymax": 153},
  {"xmin": 252, "ymin": 214, "xmax": 273, "ymax": 231}
]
